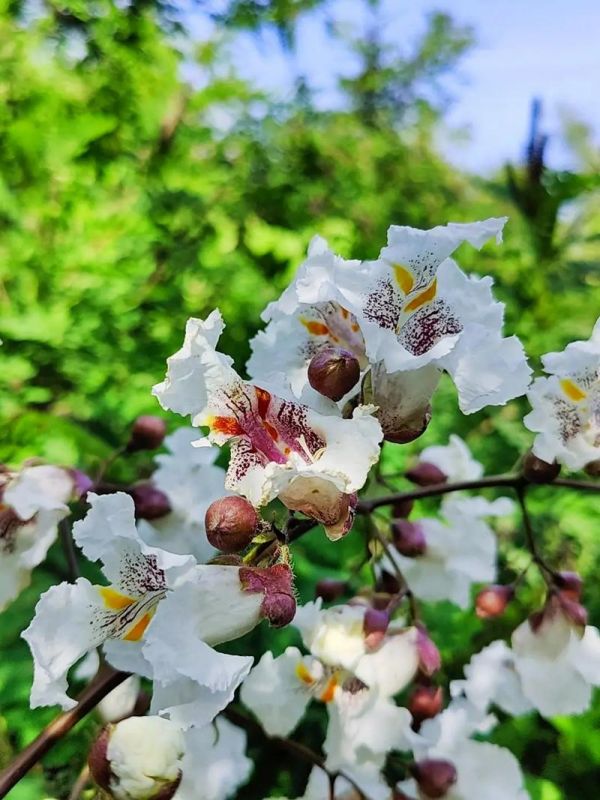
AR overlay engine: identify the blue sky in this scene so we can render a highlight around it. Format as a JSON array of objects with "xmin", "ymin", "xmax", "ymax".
[{"xmin": 188, "ymin": 0, "xmax": 600, "ymax": 173}]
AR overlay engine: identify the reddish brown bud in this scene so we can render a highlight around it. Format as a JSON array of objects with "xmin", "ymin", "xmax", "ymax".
[
  {"xmin": 88, "ymin": 726, "xmax": 112, "ymax": 794},
  {"xmin": 127, "ymin": 415, "xmax": 167, "ymax": 452},
  {"xmin": 129, "ymin": 483, "xmax": 172, "ymax": 520},
  {"xmin": 522, "ymin": 451, "xmax": 561, "ymax": 484},
  {"xmin": 475, "ymin": 584, "xmax": 514, "ymax": 619},
  {"xmin": 315, "ymin": 578, "xmax": 347, "ymax": 602},
  {"xmin": 416, "ymin": 625, "xmax": 441, "ymax": 677},
  {"xmin": 411, "ymin": 758, "xmax": 458, "ymax": 798},
  {"xmin": 205, "ymin": 496, "xmax": 258, "ymax": 553},
  {"xmin": 584, "ymin": 459, "xmax": 600, "ymax": 477},
  {"xmin": 392, "ymin": 520, "xmax": 427, "ymax": 557},
  {"xmin": 392, "ymin": 498, "xmax": 414, "ymax": 519},
  {"xmin": 406, "ymin": 461, "xmax": 447, "ymax": 487},
  {"xmin": 376, "ymin": 570, "xmax": 401, "ymax": 595},
  {"xmin": 408, "ymin": 685, "xmax": 444, "ymax": 726},
  {"xmin": 363, "ymin": 607, "xmax": 390, "ymax": 649},
  {"xmin": 308, "ymin": 346, "xmax": 360, "ymax": 402},
  {"xmin": 554, "ymin": 571, "xmax": 583, "ymax": 601}
]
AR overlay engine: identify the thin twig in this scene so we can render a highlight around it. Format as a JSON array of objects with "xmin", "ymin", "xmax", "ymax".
[
  {"xmin": 515, "ymin": 487, "xmax": 556, "ymax": 582},
  {"xmin": 357, "ymin": 473, "xmax": 600, "ymax": 513},
  {"xmin": 67, "ymin": 764, "xmax": 90, "ymax": 800},
  {"xmin": 0, "ymin": 666, "xmax": 129, "ymax": 798},
  {"xmin": 368, "ymin": 517, "xmax": 418, "ymax": 621}
]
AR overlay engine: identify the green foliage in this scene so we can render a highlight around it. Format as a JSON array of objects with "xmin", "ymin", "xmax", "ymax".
[{"xmin": 0, "ymin": 2, "xmax": 599, "ymax": 798}]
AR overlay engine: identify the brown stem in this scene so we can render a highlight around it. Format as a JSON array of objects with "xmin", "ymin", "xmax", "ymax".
[
  {"xmin": 0, "ymin": 666, "xmax": 129, "ymax": 798},
  {"xmin": 59, "ymin": 519, "xmax": 80, "ymax": 581},
  {"xmin": 224, "ymin": 707, "xmax": 367, "ymax": 799},
  {"xmin": 515, "ymin": 487, "xmax": 556, "ymax": 582},
  {"xmin": 368, "ymin": 517, "xmax": 418, "ymax": 621},
  {"xmin": 67, "ymin": 764, "xmax": 90, "ymax": 800},
  {"xmin": 357, "ymin": 473, "xmax": 600, "ymax": 513}
]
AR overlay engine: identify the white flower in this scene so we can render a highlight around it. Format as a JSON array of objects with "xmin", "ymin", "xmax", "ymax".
[
  {"xmin": 106, "ymin": 716, "xmax": 185, "ymax": 800},
  {"xmin": 293, "ymin": 600, "xmax": 419, "ymax": 695},
  {"xmin": 153, "ymin": 310, "xmax": 382, "ymax": 540},
  {"xmin": 22, "ymin": 493, "xmax": 265, "ymax": 724},
  {"xmin": 450, "ymin": 640, "xmax": 533, "ymax": 717},
  {"xmin": 174, "ymin": 717, "xmax": 252, "ymax": 800},
  {"xmin": 0, "ymin": 464, "xmax": 74, "ymax": 610},
  {"xmin": 386, "ymin": 495, "xmax": 513, "ymax": 609},
  {"xmin": 249, "ymin": 222, "xmax": 531, "ymax": 419},
  {"xmin": 417, "ymin": 435, "xmax": 484, "ymax": 482},
  {"xmin": 398, "ymin": 700, "xmax": 528, "ymax": 800},
  {"xmin": 138, "ymin": 427, "xmax": 226, "ymax": 562},
  {"xmin": 511, "ymin": 615, "xmax": 600, "ymax": 717},
  {"xmin": 524, "ymin": 318, "xmax": 600, "ymax": 470}
]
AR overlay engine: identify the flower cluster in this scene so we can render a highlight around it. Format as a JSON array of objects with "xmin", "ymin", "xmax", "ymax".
[{"xmin": 3, "ymin": 219, "xmax": 599, "ymax": 800}]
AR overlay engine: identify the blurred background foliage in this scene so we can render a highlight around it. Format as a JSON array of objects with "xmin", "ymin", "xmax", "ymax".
[{"xmin": 0, "ymin": 0, "xmax": 599, "ymax": 798}]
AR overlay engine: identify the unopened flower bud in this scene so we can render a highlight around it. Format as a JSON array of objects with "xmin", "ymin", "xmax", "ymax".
[
  {"xmin": 406, "ymin": 461, "xmax": 447, "ymax": 487},
  {"xmin": 410, "ymin": 758, "xmax": 458, "ymax": 798},
  {"xmin": 392, "ymin": 498, "xmax": 414, "ymax": 519},
  {"xmin": 308, "ymin": 346, "xmax": 361, "ymax": 402},
  {"xmin": 89, "ymin": 717, "xmax": 184, "ymax": 800},
  {"xmin": 408, "ymin": 685, "xmax": 443, "ymax": 726},
  {"xmin": 557, "ymin": 594, "xmax": 588, "ymax": 630},
  {"xmin": 475, "ymin": 584, "xmax": 514, "ymax": 619},
  {"xmin": 240, "ymin": 563, "xmax": 296, "ymax": 628},
  {"xmin": 127, "ymin": 416, "xmax": 167, "ymax": 452},
  {"xmin": 584, "ymin": 458, "xmax": 600, "ymax": 477},
  {"xmin": 392, "ymin": 520, "xmax": 427, "ymax": 557},
  {"xmin": 205, "ymin": 496, "xmax": 258, "ymax": 553},
  {"xmin": 522, "ymin": 451, "xmax": 560, "ymax": 484},
  {"xmin": 129, "ymin": 483, "xmax": 172, "ymax": 521},
  {"xmin": 376, "ymin": 569, "xmax": 401, "ymax": 595},
  {"xmin": 416, "ymin": 625, "xmax": 441, "ymax": 677},
  {"xmin": 69, "ymin": 468, "xmax": 94, "ymax": 500},
  {"xmin": 363, "ymin": 607, "xmax": 389, "ymax": 650},
  {"xmin": 554, "ymin": 571, "xmax": 583, "ymax": 601},
  {"xmin": 315, "ymin": 578, "xmax": 347, "ymax": 602},
  {"xmin": 382, "ymin": 405, "xmax": 432, "ymax": 445}
]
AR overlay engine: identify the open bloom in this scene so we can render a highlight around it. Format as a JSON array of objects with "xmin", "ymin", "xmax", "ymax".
[
  {"xmin": 22, "ymin": 493, "xmax": 282, "ymax": 725},
  {"xmin": 510, "ymin": 608, "xmax": 600, "ymax": 717},
  {"xmin": 524, "ymin": 317, "xmax": 600, "ymax": 470},
  {"xmin": 0, "ymin": 464, "xmax": 74, "ymax": 611},
  {"xmin": 174, "ymin": 716, "xmax": 252, "ymax": 800},
  {"xmin": 397, "ymin": 700, "xmax": 528, "ymax": 800},
  {"xmin": 153, "ymin": 310, "xmax": 382, "ymax": 540},
  {"xmin": 383, "ymin": 496, "xmax": 513, "ymax": 609},
  {"xmin": 248, "ymin": 222, "xmax": 531, "ymax": 432},
  {"xmin": 138, "ymin": 427, "xmax": 226, "ymax": 562}
]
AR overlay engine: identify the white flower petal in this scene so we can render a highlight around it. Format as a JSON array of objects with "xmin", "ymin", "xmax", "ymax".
[{"xmin": 418, "ymin": 435, "xmax": 483, "ymax": 482}]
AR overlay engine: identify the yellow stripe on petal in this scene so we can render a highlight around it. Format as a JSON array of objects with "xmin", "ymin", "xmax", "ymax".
[
  {"xmin": 319, "ymin": 675, "xmax": 339, "ymax": 704},
  {"xmin": 393, "ymin": 264, "xmax": 414, "ymax": 294},
  {"xmin": 123, "ymin": 612, "xmax": 152, "ymax": 642},
  {"xmin": 404, "ymin": 279, "xmax": 437, "ymax": 312},
  {"xmin": 99, "ymin": 587, "xmax": 136, "ymax": 611},
  {"xmin": 295, "ymin": 662, "xmax": 315, "ymax": 686},
  {"xmin": 560, "ymin": 379, "xmax": 587, "ymax": 402}
]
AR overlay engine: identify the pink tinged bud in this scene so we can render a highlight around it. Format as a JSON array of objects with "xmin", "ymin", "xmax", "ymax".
[
  {"xmin": 557, "ymin": 594, "xmax": 588, "ymax": 631},
  {"xmin": 392, "ymin": 520, "xmax": 427, "ymax": 557},
  {"xmin": 416, "ymin": 625, "xmax": 441, "ymax": 677},
  {"xmin": 405, "ymin": 461, "xmax": 447, "ymax": 487},
  {"xmin": 363, "ymin": 607, "xmax": 390, "ymax": 650},
  {"xmin": 129, "ymin": 483, "xmax": 172, "ymax": 521},
  {"xmin": 205, "ymin": 496, "xmax": 259, "ymax": 553},
  {"xmin": 88, "ymin": 726, "xmax": 112, "ymax": 795},
  {"xmin": 555, "ymin": 571, "xmax": 583, "ymax": 601},
  {"xmin": 475, "ymin": 584, "xmax": 514, "ymax": 619},
  {"xmin": 68, "ymin": 468, "xmax": 94, "ymax": 500},
  {"xmin": 530, "ymin": 591, "xmax": 588, "ymax": 637},
  {"xmin": 411, "ymin": 759, "xmax": 458, "ymax": 799},
  {"xmin": 307, "ymin": 346, "xmax": 361, "ymax": 402},
  {"xmin": 127, "ymin": 415, "xmax": 167, "ymax": 452},
  {"xmin": 408, "ymin": 685, "xmax": 443, "ymax": 726},
  {"xmin": 315, "ymin": 578, "xmax": 347, "ymax": 602},
  {"xmin": 240, "ymin": 563, "xmax": 296, "ymax": 628},
  {"xmin": 522, "ymin": 451, "xmax": 561, "ymax": 484},
  {"xmin": 392, "ymin": 498, "xmax": 414, "ymax": 519}
]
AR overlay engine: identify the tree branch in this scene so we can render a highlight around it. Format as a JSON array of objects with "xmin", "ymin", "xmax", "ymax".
[
  {"xmin": 0, "ymin": 666, "xmax": 129, "ymax": 798},
  {"xmin": 357, "ymin": 474, "xmax": 600, "ymax": 513}
]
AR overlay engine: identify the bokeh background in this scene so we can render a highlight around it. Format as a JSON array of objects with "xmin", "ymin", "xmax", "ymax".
[{"xmin": 0, "ymin": 1, "xmax": 599, "ymax": 798}]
